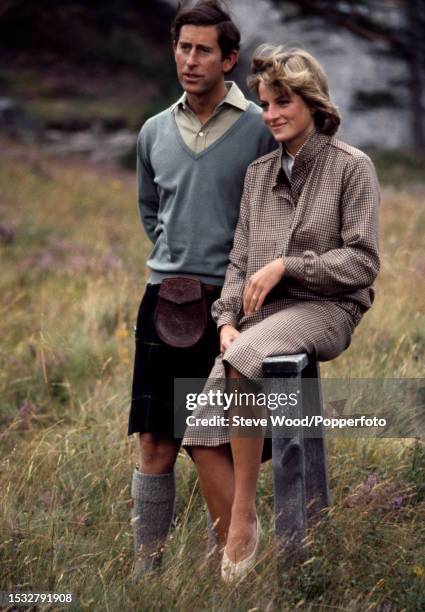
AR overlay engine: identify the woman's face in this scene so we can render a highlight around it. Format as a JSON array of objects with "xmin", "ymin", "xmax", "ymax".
[{"xmin": 258, "ymin": 82, "xmax": 315, "ymax": 155}]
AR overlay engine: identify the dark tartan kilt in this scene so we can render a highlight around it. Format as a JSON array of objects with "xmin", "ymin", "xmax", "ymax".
[{"xmin": 128, "ymin": 283, "xmax": 221, "ymax": 438}]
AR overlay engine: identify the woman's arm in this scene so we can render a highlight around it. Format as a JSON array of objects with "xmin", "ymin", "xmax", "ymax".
[
  {"xmin": 284, "ymin": 154, "xmax": 380, "ymax": 295},
  {"xmin": 211, "ymin": 167, "xmax": 253, "ymax": 329}
]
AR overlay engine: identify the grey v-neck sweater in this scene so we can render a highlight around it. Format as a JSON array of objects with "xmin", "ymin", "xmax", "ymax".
[{"xmin": 137, "ymin": 102, "xmax": 276, "ymax": 285}]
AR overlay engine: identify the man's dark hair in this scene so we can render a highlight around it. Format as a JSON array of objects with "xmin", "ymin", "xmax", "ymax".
[{"xmin": 171, "ymin": 0, "xmax": 241, "ymax": 60}]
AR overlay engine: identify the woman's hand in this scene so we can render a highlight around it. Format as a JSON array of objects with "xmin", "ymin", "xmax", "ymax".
[
  {"xmin": 219, "ymin": 324, "xmax": 240, "ymax": 354},
  {"xmin": 243, "ymin": 258, "xmax": 285, "ymax": 315}
]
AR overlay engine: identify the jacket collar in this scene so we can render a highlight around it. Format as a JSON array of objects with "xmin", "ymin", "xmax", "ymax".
[{"xmin": 272, "ymin": 129, "xmax": 331, "ymax": 189}]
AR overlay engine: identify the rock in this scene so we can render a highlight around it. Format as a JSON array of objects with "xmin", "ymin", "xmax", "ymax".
[
  {"xmin": 0, "ymin": 97, "xmax": 36, "ymax": 138},
  {"xmin": 42, "ymin": 128, "xmax": 137, "ymax": 163}
]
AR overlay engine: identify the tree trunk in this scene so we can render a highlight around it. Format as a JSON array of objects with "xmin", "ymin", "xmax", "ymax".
[{"xmin": 406, "ymin": 0, "xmax": 425, "ymax": 151}]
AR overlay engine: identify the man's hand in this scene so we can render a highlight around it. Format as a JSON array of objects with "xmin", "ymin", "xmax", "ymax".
[
  {"xmin": 219, "ymin": 324, "xmax": 241, "ymax": 354},
  {"xmin": 243, "ymin": 258, "xmax": 285, "ymax": 315}
]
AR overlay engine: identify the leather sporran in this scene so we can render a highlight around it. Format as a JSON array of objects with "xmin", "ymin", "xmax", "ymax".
[{"xmin": 154, "ymin": 277, "xmax": 207, "ymax": 348}]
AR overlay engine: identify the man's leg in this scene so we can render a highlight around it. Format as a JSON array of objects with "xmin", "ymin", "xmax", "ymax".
[{"xmin": 131, "ymin": 433, "xmax": 180, "ymax": 578}]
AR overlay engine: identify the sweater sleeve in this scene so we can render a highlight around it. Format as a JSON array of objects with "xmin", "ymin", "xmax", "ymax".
[
  {"xmin": 137, "ymin": 126, "xmax": 159, "ymax": 244},
  {"xmin": 212, "ymin": 167, "xmax": 252, "ymax": 329},
  {"xmin": 284, "ymin": 155, "xmax": 380, "ymax": 296}
]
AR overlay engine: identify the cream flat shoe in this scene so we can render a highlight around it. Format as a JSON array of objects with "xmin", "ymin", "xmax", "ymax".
[{"xmin": 221, "ymin": 516, "xmax": 262, "ymax": 583}]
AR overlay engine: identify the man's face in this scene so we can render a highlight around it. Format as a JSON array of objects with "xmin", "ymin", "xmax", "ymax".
[{"xmin": 173, "ymin": 25, "xmax": 237, "ymax": 97}]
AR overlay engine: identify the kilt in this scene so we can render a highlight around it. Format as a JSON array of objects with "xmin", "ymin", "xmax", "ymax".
[
  {"xmin": 128, "ymin": 283, "xmax": 221, "ymax": 437},
  {"xmin": 182, "ymin": 298, "xmax": 362, "ymax": 449}
]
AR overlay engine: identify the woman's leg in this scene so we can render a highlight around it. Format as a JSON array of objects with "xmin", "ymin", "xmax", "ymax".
[
  {"xmin": 191, "ymin": 444, "xmax": 235, "ymax": 547},
  {"xmin": 191, "ymin": 369, "xmax": 264, "ymax": 554},
  {"xmin": 223, "ymin": 301, "xmax": 356, "ymax": 379},
  {"xmin": 225, "ymin": 366, "xmax": 264, "ymax": 562}
]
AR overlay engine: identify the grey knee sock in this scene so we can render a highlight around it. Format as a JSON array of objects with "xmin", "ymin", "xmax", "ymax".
[{"xmin": 131, "ymin": 468, "xmax": 176, "ymax": 577}]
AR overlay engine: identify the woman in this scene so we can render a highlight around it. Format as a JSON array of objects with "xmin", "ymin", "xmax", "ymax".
[{"xmin": 182, "ymin": 46, "xmax": 380, "ymax": 582}]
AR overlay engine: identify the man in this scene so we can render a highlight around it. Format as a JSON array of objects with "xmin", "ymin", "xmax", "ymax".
[{"xmin": 128, "ymin": 0, "xmax": 276, "ymax": 578}]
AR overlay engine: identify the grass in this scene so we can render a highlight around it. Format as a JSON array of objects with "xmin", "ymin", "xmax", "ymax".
[
  {"xmin": 0, "ymin": 139, "xmax": 424, "ymax": 610},
  {"xmin": 369, "ymin": 150, "xmax": 425, "ymax": 188}
]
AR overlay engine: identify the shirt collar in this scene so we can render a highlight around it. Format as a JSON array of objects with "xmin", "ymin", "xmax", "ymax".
[
  {"xmin": 282, "ymin": 149, "xmax": 295, "ymax": 164},
  {"xmin": 220, "ymin": 81, "xmax": 248, "ymax": 111},
  {"xmin": 171, "ymin": 81, "xmax": 248, "ymax": 113}
]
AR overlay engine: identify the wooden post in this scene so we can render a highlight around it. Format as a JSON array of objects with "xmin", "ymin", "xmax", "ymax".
[{"xmin": 262, "ymin": 353, "xmax": 330, "ymax": 563}]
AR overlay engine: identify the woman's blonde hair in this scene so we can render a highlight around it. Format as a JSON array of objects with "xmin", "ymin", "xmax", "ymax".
[{"xmin": 248, "ymin": 45, "xmax": 340, "ymax": 136}]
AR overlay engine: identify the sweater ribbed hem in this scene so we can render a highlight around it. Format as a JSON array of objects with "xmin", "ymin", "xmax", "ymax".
[{"xmin": 149, "ymin": 270, "xmax": 224, "ymax": 287}]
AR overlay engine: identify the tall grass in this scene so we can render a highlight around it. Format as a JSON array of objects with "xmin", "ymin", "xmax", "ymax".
[{"xmin": 0, "ymin": 142, "xmax": 424, "ymax": 610}]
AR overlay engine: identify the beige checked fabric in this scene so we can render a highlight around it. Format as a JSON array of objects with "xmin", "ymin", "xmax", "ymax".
[
  {"xmin": 181, "ymin": 129, "xmax": 380, "ymax": 449},
  {"xmin": 182, "ymin": 299, "xmax": 358, "ymax": 448},
  {"xmin": 214, "ymin": 129, "xmax": 380, "ymax": 331}
]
